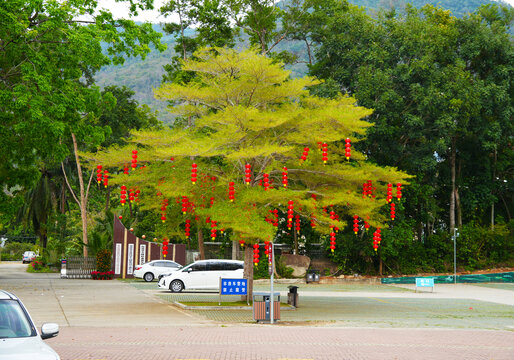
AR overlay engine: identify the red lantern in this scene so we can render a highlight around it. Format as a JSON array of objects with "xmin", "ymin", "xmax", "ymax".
[
  {"xmin": 96, "ymin": 165, "xmax": 103, "ymax": 184},
  {"xmin": 364, "ymin": 221, "xmax": 370, "ymax": 231},
  {"xmin": 311, "ymin": 214, "xmax": 316, "ymax": 228},
  {"xmin": 330, "ymin": 210, "xmax": 336, "ymax": 220},
  {"xmin": 295, "ymin": 214, "xmax": 301, "ymax": 234},
  {"xmin": 273, "ymin": 209, "xmax": 279, "ymax": 227},
  {"xmin": 120, "ymin": 185, "xmax": 127, "ymax": 206},
  {"xmin": 253, "ymin": 243, "xmax": 260, "ymax": 266},
  {"xmin": 191, "ymin": 163, "xmax": 198, "ymax": 184},
  {"xmin": 102, "ymin": 170, "xmax": 109, "ymax": 188},
  {"xmin": 287, "ymin": 200, "xmax": 294, "ymax": 229},
  {"xmin": 330, "ymin": 231, "xmax": 336, "ymax": 252},
  {"xmin": 264, "ymin": 240, "xmax": 270, "ymax": 257},
  {"xmin": 396, "ymin": 183, "xmax": 402, "ymax": 201},
  {"xmin": 282, "ymin": 166, "xmax": 288, "ymax": 188},
  {"xmin": 263, "ymin": 173, "xmax": 270, "ymax": 191},
  {"xmin": 353, "ymin": 215, "xmax": 359, "ymax": 235},
  {"xmin": 345, "ymin": 138, "xmax": 351, "ymax": 160},
  {"xmin": 239, "ymin": 239, "xmax": 245, "ymax": 248},
  {"xmin": 162, "ymin": 239, "xmax": 169, "ymax": 258},
  {"xmin": 211, "ymin": 220, "xmax": 217, "ymax": 240},
  {"xmin": 386, "ymin": 183, "xmax": 393, "ymax": 203},
  {"xmin": 118, "ymin": 215, "xmax": 122, "ymax": 220},
  {"xmin": 228, "ymin": 181, "xmax": 235, "ymax": 202},
  {"xmin": 161, "ymin": 215, "xmax": 166, "ymax": 223},
  {"xmin": 322, "ymin": 143, "xmax": 328, "ymax": 164},
  {"xmin": 185, "ymin": 219, "xmax": 191, "ymax": 238},
  {"xmin": 244, "ymin": 164, "xmax": 252, "ymax": 185},
  {"xmin": 390, "ymin": 202, "xmax": 396, "ymax": 220},
  {"xmin": 181, "ymin": 196, "xmax": 188, "ymax": 214},
  {"xmin": 131, "ymin": 150, "xmax": 138, "ymax": 170},
  {"xmin": 300, "ymin": 147, "xmax": 310, "ymax": 162}
]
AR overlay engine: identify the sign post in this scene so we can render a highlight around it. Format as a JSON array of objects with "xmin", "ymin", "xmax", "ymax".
[{"xmin": 269, "ymin": 242, "xmax": 274, "ymax": 324}]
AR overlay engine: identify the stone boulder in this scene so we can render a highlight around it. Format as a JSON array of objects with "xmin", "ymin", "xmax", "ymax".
[{"xmin": 280, "ymin": 254, "xmax": 311, "ymax": 277}]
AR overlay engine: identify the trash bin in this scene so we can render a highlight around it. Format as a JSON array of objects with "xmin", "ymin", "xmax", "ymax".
[
  {"xmin": 306, "ymin": 269, "xmax": 320, "ymax": 283},
  {"xmin": 287, "ymin": 285, "xmax": 299, "ymax": 307},
  {"xmin": 253, "ymin": 292, "xmax": 280, "ymax": 322},
  {"xmin": 60, "ymin": 259, "xmax": 67, "ymax": 279}
]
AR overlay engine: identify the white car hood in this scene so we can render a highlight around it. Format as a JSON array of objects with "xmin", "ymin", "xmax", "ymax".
[{"xmin": 0, "ymin": 336, "xmax": 60, "ymax": 360}]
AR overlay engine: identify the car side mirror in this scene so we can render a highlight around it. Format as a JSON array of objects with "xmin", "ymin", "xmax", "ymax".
[
  {"xmin": 187, "ymin": 268, "xmax": 192, "ymax": 273},
  {"xmin": 41, "ymin": 323, "xmax": 59, "ymax": 340}
]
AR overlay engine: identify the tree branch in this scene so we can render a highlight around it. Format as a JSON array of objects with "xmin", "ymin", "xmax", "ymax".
[{"xmin": 61, "ymin": 162, "xmax": 81, "ymax": 207}]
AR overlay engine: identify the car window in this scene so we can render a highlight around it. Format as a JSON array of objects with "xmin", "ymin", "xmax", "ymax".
[
  {"xmin": 206, "ymin": 262, "xmax": 224, "ymax": 271},
  {"xmin": 163, "ymin": 261, "xmax": 179, "ymax": 268},
  {"xmin": 191, "ymin": 263, "xmax": 207, "ymax": 272},
  {"xmin": 0, "ymin": 300, "xmax": 36, "ymax": 338}
]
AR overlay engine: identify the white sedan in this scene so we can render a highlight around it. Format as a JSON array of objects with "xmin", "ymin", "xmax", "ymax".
[
  {"xmin": 133, "ymin": 260, "xmax": 182, "ymax": 282},
  {"xmin": 0, "ymin": 290, "xmax": 60, "ymax": 360}
]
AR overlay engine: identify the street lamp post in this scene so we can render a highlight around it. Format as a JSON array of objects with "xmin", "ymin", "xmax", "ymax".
[{"xmin": 453, "ymin": 228, "xmax": 459, "ymax": 284}]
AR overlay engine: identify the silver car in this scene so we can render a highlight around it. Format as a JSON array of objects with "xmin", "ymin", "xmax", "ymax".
[{"xmin": 0, "ymin": 290, "xmax": 60, "ymax": 360}]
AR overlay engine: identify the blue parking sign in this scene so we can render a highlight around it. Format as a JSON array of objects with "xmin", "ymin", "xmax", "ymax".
[{"xmin": 221, "ymin": 278, "xmax": 247, "ymax": 295}]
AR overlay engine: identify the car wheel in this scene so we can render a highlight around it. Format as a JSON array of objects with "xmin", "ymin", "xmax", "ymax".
[
  {"xmin": 143, "ymin": 272, "xmax": 154, "ymax": 282},
  {"xmin": 170, "ymin": 280, "xmax": 184, "ymax": 292}
]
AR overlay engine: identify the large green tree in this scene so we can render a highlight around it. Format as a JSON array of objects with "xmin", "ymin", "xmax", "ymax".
[{"xmin": 85, "ymin": 47, "xmax": 410, "ymax": 295}]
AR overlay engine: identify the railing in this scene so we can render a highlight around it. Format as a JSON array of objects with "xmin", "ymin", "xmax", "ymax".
[{"xmin": 62, "ymin": 256, "xmax": 96, "ymax": 279}]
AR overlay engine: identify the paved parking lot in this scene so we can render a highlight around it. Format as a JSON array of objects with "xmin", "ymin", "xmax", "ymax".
[{"xmin": 1, "ymin": 261, "xmax": 513, "ymax": 359}]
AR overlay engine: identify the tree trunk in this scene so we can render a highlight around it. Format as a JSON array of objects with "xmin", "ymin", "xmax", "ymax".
[
  {"xmin": 455, "ymin": 187, "xmax": 462, "ymax": 229},
  {"xmin": 293, "ymin": 229, "xmax": 298, "ymax": 255},
  {"xmin": 72, "ymin": 132, "xmax": 88, "ymax": 257},
  {"xmin": 379, "ymin": 256, "xmax": 383, "ymax": 277},
  {"xmin": 197, "ymin": 228, "xmax": 205, "ymax": 260},
  {"xmin": 242, "ymin": 244, "xmax": 254, "ymax": 302},
  {"xmin": 232, "ymin": 239, "xmax": 238, "ymax": 260},
  {"xmin": 105, "ymin": 187, "xmax": 111, "ymax": 213},
  {"xmin": 449, "ymin": 137, "xmax": 456, "ymax": 234}
]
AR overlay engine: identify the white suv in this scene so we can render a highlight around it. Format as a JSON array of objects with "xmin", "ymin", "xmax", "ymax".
[
  {"xmin": 133, "ymin": 260, "xmax": 182, "ymax": 282},
  {"xmin": 22, "ymin": 251, "xmax": 36, "ymax": 264},
  {"xmin": 158, "ymin": 259, "xmax": 244, "ymax": 292},
  {"xmin": 0, "ymin": 290, "xmax": 60, "ymax": 360}
]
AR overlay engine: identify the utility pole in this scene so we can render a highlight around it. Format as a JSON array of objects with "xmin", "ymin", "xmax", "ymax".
[{"xmin": 453, "ymin": 228, "xmax": 459, "ymax": 284}]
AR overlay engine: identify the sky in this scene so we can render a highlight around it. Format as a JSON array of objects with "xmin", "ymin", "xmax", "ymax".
[{"xmin": 98, "ymin": 0, "xmax": 514, "ymax": 23}]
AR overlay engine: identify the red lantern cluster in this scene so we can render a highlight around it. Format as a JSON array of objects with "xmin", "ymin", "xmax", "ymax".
[
  {"xmin": 123, "ymin": 165, "xmax": 129, "ymax": 175},
  {"xmin": 162, "ymin": 238, "xmax": 169, "ymax": 258},
  {"xmin": 322, "ymin": 143, "xmax": 328, "ymax": 164},
  {"xmin": 96, "ymin": 165, "xmax": 103, "ymax": 184},
  {"xmin": 287, "ymin": 200, "xmax": 294, "ymax": 229},
  {"xmin": 191, "ymin": 163, "xmax": 198, "ymax": 184},
  {"xmin": 329, "ymin": 231, "xmax": 336, "ymax": 252},
  {"xmin": 330, "ymin": 210, "xmax": 336, "ymax": 220},
  {"xmin": 386, "ymin": 183, "xmax": 393, "ymax": 203},
  {"xmin": 345, "ymin": 138, "xmax": 351, "ymax": 160},
  {"xmin": 135, "ymin": 189, "xmax": 140, "ymax": 202},
  {"xmin": 131, "ymin": 150, "xmax": 138, "ymax": 170},
  {"xmin": 228, "ymin": 181, "xmax": 235, "ymax": 202},
  {"xmin": 390, "ymin": 203, "xmax": 396, "ymax": 220},
  {"xmin": 102, "ymin": 170, "xmax": 109, "ymax": 188},
  {"xmin": 181, "ymin": 196, "xmax": 188, "ymax": 214},
  {"xmin": 244, "ymin": 164, "xmax": 251, "ymax": 185},
  {"xmin": 210, "ymin": 220, "xmax": 217, "ymax": 240},
  {"xmin": 264, "ymin": 240, "xmax": 270, "ymax": 258},
  {"xmin": 311, "ymin": 214, "xmax": 316, "ymax": 228},
  {"xmin": 396, "ymin": 183, "xmax": 402, "ymax": 201},
  {"xmin": 129, "ymin": 188, "xmax": 135, "ymax": 202},
  {"xmin": 364, "ymin": 220, "xmax": 370, "ymax": 231},
  {"xmin": 295, "ymin": 214, "xmax": 301, "ymax": 234},
  {"xmin": 372, "ymin": 228, "xmax": 382, "ymax": 252},
  {"xmin": 120, "ymin": 185, "xmax": 127, "ymax": 206},
  {"xmin": 263, "ymin": 173, "xmax": 270, "ymax": 190},
  {"xmin": 282, "ymin": 167, "xmax": 288, "ymax": 188},
  {"xmin": 185, "ymin": 219, "xmax": 191, "ymax": 238},
  {"xmin": 353, "ymin": 215, "xmax": 359, "ymax": 234},
  {"xmin": 253, "ymin": 243, "xmax": 259, "ymax": 266},
  {"xmin": 300, "ymin": 147, "xmax": 310, "ymax": 162}
]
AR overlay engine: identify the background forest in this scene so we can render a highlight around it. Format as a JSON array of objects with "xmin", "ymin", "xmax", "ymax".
[{"xmin": 1, "ymin": 0, "xmax": 512, "ymax": 277}]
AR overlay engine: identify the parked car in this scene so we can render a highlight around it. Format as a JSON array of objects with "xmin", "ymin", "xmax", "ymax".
[
  {"xmin": 22, "ymin": 251, "xmax": 36, "ymax": 264},
  {"xmin": 0, "ymin": 290, "xmax": 60, "ymax": 360},
  {"xmin": 133, "ymin": 260, "xmax": 182, "ymax": 282},
  {"xmin": 158, "ymin": 259, "xmax": 244, "ymax": 292}
]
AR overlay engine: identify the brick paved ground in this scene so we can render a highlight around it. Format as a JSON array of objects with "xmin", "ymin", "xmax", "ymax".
[{"xmin": 1, "ymin": 262, "xmax": 513, "ymax": 360}]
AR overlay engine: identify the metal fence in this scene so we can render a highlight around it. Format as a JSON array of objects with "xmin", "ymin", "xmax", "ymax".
[{"xmin": 63, "ymin": 256, "xmax": 96, "ymax": 279}]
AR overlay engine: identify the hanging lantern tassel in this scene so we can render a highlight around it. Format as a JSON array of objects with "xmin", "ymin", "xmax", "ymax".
[
  {"xmin": 322, "ymin": 143, "xmax": 328, "ymax": 164},
  {"xmin": 353, "ymin": 215, "xmax": 359, "ymax": 235},
  {"xmin": 244, "ymin": 164, "xmax": 252, "ymax": 185},
  {"xmin": 253, "ymin": 243, "xmax": 260, "ymax": 266},
  {"xmin": 390, "ymin": 203, "xmax": 396, "ymax": 220},
  {"xmin": 345, "ymin": 138, "xmax": 351, "ymax": 160}
]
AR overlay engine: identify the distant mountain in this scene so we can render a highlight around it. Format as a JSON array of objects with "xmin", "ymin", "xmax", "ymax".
[{"xmin": 94, "ymin": 0, "xmax": 510, "ymax": 123}]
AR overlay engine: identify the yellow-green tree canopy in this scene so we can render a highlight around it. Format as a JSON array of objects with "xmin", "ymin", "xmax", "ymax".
[{"xmin": 83, "ymin": 47, "xmax": 411, "ymax": 243}]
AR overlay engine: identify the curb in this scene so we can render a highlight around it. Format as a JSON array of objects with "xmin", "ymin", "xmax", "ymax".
[{"xmin": 174, "ymin": 301, "xmax": 297, "ymax": 311}]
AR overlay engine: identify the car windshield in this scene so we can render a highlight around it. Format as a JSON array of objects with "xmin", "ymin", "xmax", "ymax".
[{"xmin": 0, "ymin": 300, "xmax": 36, "ymax": 338}]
